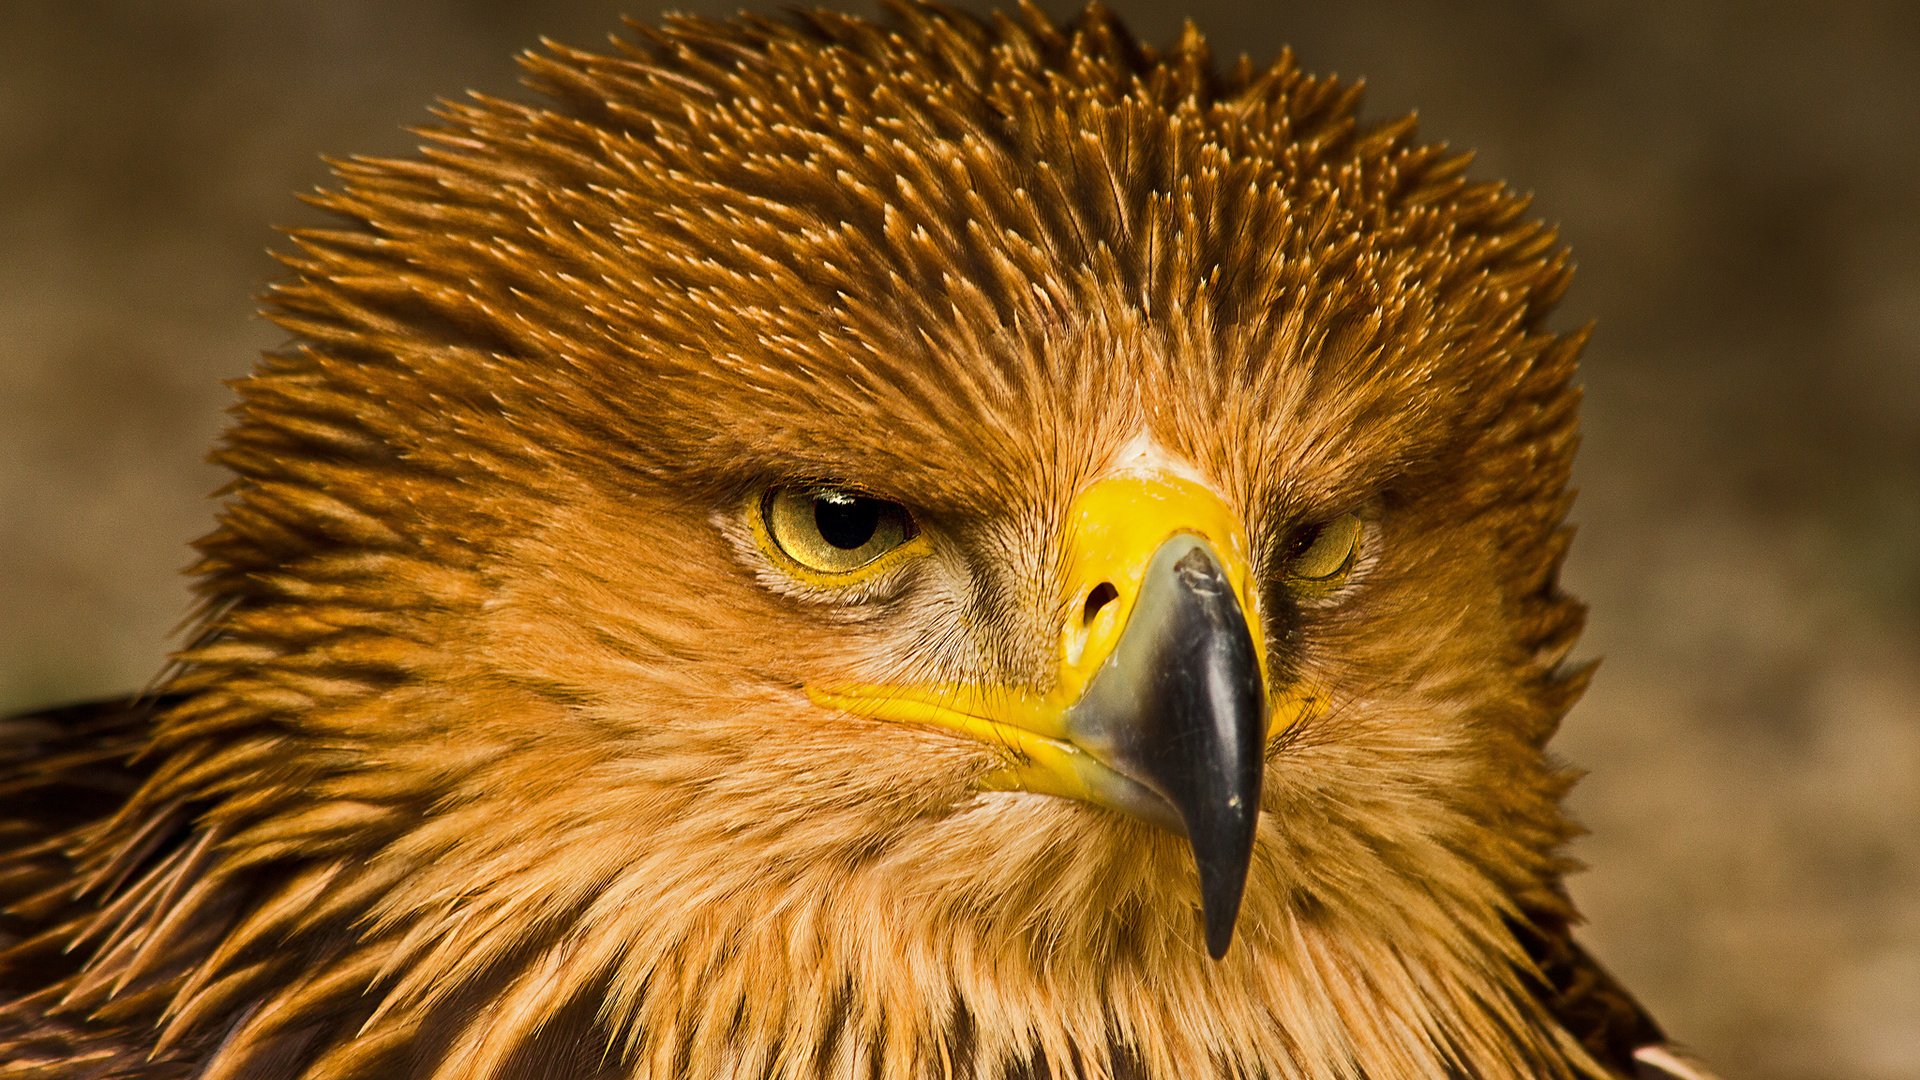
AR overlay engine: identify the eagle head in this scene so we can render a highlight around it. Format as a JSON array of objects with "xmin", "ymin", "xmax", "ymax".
[{"xmin": 50, "ymin": 4, "xmax": 1602, "ymax": 1078}]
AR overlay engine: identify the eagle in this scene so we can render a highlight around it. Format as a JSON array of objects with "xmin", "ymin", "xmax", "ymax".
[{"xmin": 0, "ymin": 4, "xmax": 1718, "ymax": 1078}]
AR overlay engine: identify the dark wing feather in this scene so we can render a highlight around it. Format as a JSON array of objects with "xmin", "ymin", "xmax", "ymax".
[
  {"xmin": 0, "ymin": 697, "xmax": 158, "ymax": 841},
  {"xmin": 0, "ymin": 695, "xmax": 189, "ymax": 1078},
  {"xmin": 1519, "ymin": 913, "xmax": 1723, "ymax": 1080}
]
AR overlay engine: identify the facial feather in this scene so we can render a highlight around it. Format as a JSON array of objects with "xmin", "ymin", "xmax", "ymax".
[{"xmin": 6, "ymin": 3, "xmax": 1599, "ymax": 1078}]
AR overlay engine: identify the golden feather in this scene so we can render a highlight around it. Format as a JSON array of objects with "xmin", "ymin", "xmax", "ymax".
[{"xmin": 1, "ymin": 4, "xmax": 1711, "ymax": 1079}]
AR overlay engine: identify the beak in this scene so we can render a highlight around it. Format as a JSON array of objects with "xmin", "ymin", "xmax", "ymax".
[
  {"xmin": 812, "ymin": 472, "xmax": 1302, "ymax": 958},
  {"xmin": 1059, "ymin": 532, "xmax": 1265, "ymax": 957}
]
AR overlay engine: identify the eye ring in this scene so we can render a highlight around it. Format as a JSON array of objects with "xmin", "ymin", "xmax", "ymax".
[
  {"xmin": 751, "ymin": 484, "xmax": 925, "ymax": 585},
  {"xmin": 1283, "ymin": 512, "xmax": 1364, "ymax": 586}
]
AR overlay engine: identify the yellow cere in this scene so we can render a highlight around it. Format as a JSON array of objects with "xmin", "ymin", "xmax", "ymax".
[{"xmin": 809, "ymin": 471, "xmax": 1317, "ymax": 789}]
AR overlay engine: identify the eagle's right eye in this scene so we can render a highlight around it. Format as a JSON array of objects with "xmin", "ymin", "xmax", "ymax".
[{"xmin": 758, "ymin": 486, "xmax": 920, "ymax": 580}]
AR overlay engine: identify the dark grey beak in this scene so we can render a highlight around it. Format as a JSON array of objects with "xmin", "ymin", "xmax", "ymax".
[{"xmin": 1063, "ymin": 535, "xmax": 1267, "ymax": 959}]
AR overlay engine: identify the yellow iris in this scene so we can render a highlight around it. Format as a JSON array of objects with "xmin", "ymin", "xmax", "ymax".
[
  {"xmin": 754, "ymin": 486, "xmax": 923, "ymax": 583},
  {"xmin": 1286, "ymin": 512, "xmax": 1363, "ymax": 583}
]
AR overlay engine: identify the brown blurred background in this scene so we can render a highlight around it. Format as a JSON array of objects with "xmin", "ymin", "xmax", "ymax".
[{"xmin": 2, "ymin": 2, "xmax": 1915, "ymax": 1076}]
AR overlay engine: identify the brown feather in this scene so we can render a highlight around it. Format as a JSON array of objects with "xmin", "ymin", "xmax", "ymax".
[{"xmin": 1, "ymin": 4, "xmax": 1707, "ymax": 1078}]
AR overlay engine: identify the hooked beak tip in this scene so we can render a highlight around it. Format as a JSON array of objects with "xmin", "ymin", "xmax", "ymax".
[{"xmin": 1066, "ymin": 534, "xmax": 1266, "ymax": 961}]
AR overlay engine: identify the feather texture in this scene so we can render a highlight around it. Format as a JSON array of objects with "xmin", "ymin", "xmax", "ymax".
[{"xmin": 1, "ymin": 4, "xmax": 1712, "ymax": 1078}]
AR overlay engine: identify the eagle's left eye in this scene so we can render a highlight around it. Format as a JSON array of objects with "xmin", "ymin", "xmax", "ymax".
[
  {"xmin": 759, "ymin": 486, "xmax": 919, "ymax": 578},
  {"xmin": 1284, "ymin": 512, "xmax": 1364, "ymax": 584}
]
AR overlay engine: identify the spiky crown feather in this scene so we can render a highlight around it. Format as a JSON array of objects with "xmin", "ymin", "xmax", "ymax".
[{"xmin": 2, "ymin": 4, "xmax": 1599, "ymax": 1078}]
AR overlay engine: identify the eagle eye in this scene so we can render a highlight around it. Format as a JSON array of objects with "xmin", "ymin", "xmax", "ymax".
[
  {"xmin": 1283, "ymin": 512, "xmax": 1363, "ymax": 585},
  {"xmin": 759, "ymin": 486, "xmax": 919, "ymax": 579}
]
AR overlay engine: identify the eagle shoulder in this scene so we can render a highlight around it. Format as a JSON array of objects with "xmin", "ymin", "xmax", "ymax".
[{"xmin": 1518, "ymin": 912, "xmax": 1723, "ymax": 1080}]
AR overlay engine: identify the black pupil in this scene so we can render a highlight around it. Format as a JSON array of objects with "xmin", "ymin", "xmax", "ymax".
[
  {"xmin": 1287, "ymin": 522, "xmax": 1327, "ymax": 560},
  {"xmin": 813, "ymin": 495, "xmax": 883, "ymax": 550}
]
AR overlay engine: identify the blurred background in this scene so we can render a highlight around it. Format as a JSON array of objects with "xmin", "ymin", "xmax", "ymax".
[{"xmin": 1, "ymin": 1, "xmax": 1914, "ymax": 1076}]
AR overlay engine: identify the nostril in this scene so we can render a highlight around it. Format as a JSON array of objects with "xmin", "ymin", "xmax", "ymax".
[{"xmin": 1082, "ymin": 582, "xmax": 1119, "ymax": 626}]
